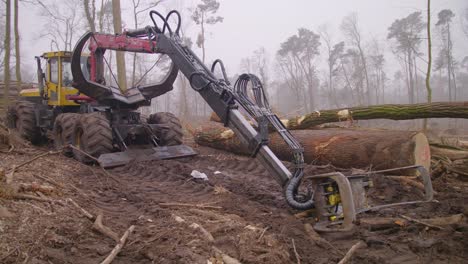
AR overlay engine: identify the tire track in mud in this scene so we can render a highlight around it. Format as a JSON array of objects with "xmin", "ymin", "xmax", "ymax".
[
  {"xmin": 73, "ymin": 151, "xmax": 293, "ymax": 223},
  {"xmin": 69, "ymin": 150, "xmax": 344, "ymax": 263}
]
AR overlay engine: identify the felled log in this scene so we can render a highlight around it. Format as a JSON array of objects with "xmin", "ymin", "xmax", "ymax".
[
  {"xmin": 358, "ymin": 214, "xmax": 465, "ymax": 229},
  {"xmin": 211, "ymin": 102, "xmax": 468, "ymax": 129},
  {"xmin": 430, "ymin": 143, "xmax": 468, "ymax": 160},
  {"xmin": 194, "ymin": 123, "xmax": 431, "ymax": 172}
]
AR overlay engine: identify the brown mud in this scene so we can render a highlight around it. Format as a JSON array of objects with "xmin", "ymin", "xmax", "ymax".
[{"xmin": 0, "ymin": 141, "xmax": 467, "ymax": 263}]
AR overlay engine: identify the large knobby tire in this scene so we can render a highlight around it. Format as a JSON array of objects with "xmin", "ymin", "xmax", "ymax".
[
  {"xmin": 148, "ymin": 112, "xmax": 183, "ymax": 146},
  {"xmin": 14, "ymin": 101, "xmax": 42, "ymax": 144},
  {"xmin": 53, "ymin": 113, "xmax": 80, "ymax": 156},
  {"xmin": 72, "ymin": 112, "xmax": 113, "ymax": 164}
]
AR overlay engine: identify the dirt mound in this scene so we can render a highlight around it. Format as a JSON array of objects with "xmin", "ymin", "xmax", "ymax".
[{"xmin": 0, "ymin": 145, "xmax": 467, "ymax": 263}]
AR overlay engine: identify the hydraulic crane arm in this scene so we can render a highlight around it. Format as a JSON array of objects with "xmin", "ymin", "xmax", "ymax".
[{"xmin": 71, "ymin": 10, "xmax": 314, "ymax": 210}]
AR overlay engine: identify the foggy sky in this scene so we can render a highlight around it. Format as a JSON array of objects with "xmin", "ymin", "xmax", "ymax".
[{"xmin": 16, "ymin": 0, "xmax": 468, "ymax": 81}]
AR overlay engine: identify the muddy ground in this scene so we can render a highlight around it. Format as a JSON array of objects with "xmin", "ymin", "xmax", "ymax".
[{"xmin": 0, "ymin": 137, "xmax": 467, "ymax": 263}]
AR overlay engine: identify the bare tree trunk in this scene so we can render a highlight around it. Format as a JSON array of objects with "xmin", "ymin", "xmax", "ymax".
[
  {"xmin": 14, "ymin": 0, "xmax": 21, "ymax": 88},
  {"xmin": 131, "ymin": 2, "xmax": 138, "ymax": 86},
  {"xmin": 424, "ymin": 0, "xmax": 433, "ymax": 131},
  {"xmin": 3, "ymin": 0, "xmax": 11, "ymax": 114},
  {"xmin": 425, "ymin": 0, "xmax": 432, "ymax": 103},
  {"xmin": 112, "ymin": 0, "xmax": 127, "ymax": 92},
  {"xmin": 357, "ymin": 45, "xmax": 370, "ymax": 105},
  {"xmin": 83, "ymin": 0, "xmax": 96, "ymax": 32},
  {"xmin": 341, "ymin": 63, "xmax": 356, "ymax": 104},
  {"xmin": 200, "ymin": 13, "xmax": 206, "ymax": 64},
  {"xmin": 98, "ymin": 0, "xmax": 104, "ymax": 31},
  {"xmin": 447, "ymin": 41, "xmax": 452, "ymax": 101},
  {"xmin": 200, "ymin": 13, "xmax": 207, "ymax": 116},
  {"xmin": 407, "ymin": 50, "xmax": 415, "ymax": 104},
  {"xmin": 179, "ymin": 76, "xmax": 189, "ymax": 119},
  {"xmin": 414, "ymin": 55, "xmax": 419, "ymax": 103}
]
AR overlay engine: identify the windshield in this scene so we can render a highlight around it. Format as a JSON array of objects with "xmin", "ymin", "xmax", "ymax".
[{"xmin": 62, "ymin": 58, "xmax": 73, "ymax": 87}]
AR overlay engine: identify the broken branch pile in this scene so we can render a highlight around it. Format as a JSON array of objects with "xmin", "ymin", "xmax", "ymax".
[{"xmin": 431, "ymin": 143, "xmax": 468, "ymax": 178}]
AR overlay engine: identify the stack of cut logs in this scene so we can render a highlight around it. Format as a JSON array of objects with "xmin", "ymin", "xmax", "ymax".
[{"xmin": 194, "ymin": 102, "xmax": 468, "ymax": 177}]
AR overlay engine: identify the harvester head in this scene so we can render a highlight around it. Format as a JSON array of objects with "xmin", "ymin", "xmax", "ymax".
[{"xmin": 310, "ymin": 165, "xmax": 434, "ymax": 232}]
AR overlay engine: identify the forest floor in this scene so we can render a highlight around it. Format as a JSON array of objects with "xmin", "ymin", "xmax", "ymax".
[{"xmin": 0, "ymin": 133, "xmax": 468, "ymax": 263}]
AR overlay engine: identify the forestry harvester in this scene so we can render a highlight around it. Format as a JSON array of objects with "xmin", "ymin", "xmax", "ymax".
[{"xmin": 7, "ymin": 10, "xmax": 434, "ymax": 231}]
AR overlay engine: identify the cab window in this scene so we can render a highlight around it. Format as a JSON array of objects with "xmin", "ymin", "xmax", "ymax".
[
  {"xmin": 62, "ymin": 58, "xmax": 73, "ymax": 86},
  {"xmin": 50, "ymin": 58, "xmax": 59, "ymax": 83}
]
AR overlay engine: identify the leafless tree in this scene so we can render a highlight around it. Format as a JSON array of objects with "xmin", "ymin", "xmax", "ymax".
[
  {"xmin": 425, "ymin": 0, "xmax": 432, "ymax": 104},
  {"xmin": 14, "ymin": 0, "xmax": 21, "ymax": 87},
  {"xmin": 436, "ymin": 9, "xmax": 456, "ymax": 101},
  {"xmin": 252, "ymin": 47, "xmax": 270, "ymax": 99},
  {"xmin": 319, "ymin": 25, "xmax": 344, "ymax": 107},
  {"xmin": 130, "ymin": 0, "xmax": 164, "ymax": 86},
  {"xmin": 29, "ymin": 0, "xmax": 83, "ymax": 51},
  {"xmin": 112, "ymin": 0, "xmax": 127, "ymax": 91},
  {"xmin": 368, "ymin": 39, "xmax": 386, "ymax": 104},
  {"xmin": 3, "ymin": 0, "xmax": 11, "ymax": 113},
  {"xmin": 341, "ymin": 13, "xmax": 370, "ymax": 105},
  {"xmin": 341, "ymin": 48, "xmax": 365, "ymax": 105},
  {"xmin": 0, "ymin": 1, "xmax": 7, "ymax": 78},
  {"xmin": 83, "ymin": 0, "xmax": 96, "ymax": 32}
]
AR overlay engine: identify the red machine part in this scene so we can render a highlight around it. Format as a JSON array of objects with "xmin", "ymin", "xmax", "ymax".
[
  {"xmin": 66, "ymin": 95, "xmax": 94, "ymax": 102},
  {"xmin": 88, "ymin": 33, "xmax": 158, "ymax": 83}
]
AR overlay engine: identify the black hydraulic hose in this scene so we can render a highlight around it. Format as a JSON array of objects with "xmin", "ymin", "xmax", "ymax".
[
  {"xmin": 233, "ymin": 74, "xmax": 314, "ymax": 210},
  {"xmin": 149, "ymin": 10, "xmax": 166, "ymax": 33},
  {"xmin": 285, "ymin": 170, "xmax": 315, "ymax": 210},
  {"xmin": 165, "ymin": 10, "xmax": 181, "ymax": 35},
  {"xmin": 211, "ymin": 59, "xmax": 230, "ymax": 85},
  {"xmin": 150, "ymin": 10, "xmax": 182, "ymax": 35}
]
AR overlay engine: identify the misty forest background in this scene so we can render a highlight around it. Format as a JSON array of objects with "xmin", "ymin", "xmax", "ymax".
[{"xmin": 1, "ymin": 0, "xmax": 468, "ymax": 130}]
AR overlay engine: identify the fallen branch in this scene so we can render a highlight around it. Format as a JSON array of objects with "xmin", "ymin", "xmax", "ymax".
[
  {"xmin": 294, "ymin": 209, "xmax": 315, "ymax": 219},
  {"xmin": 93, "ymin": 213, "xmax": 120, "ymax": 242},
  {"xmin": 422, "ymin": 214, "xmax": 465, "ymax": 226},
  {"xmin": 212, "ymin": 247, "xmax": 241, "ymax": 264},
  {"xmin": 159, "ymin": 202, "xmax": 222, "ymax": 210},
  {"xmin": 100, "ymin": 225, "xmax": 136, "ymax": 264},
  {"xmin": 13, "ymin": 150, "xmax": 61, "ymax": 171},
  {"xmin": 257, "ymin": 227, "xmax": 269, "ymax": 242},
  {"xmin": 430, "ymin": 144, "xmax": 468, "ymax": 160},
  {"xmin": 18, "ymin": 183, "xmax": 55, "ymax": 195},
  {"xmin": 190, "ymin": 222, "xmax": 214, "ymax": 242},
  {"xmin": 68, "ymin": 145, "xmax": 100, "ymax": 163},
  {"xmin": 338, "ymin": 241, "xmax": 367, "ymax": 264},
  {"xmin": 12, "ymin": 193, "xmax": 55, "ymax": 202},
  {"xmin": 67, "ymin": 198, "xmax": 94, "ymax": 220},
  {"xmin": 400, "ymin": 215, "xmax": 444, "ymax": 230},
  {"xmin": 292, "ymin": 238, "xmax": 301, "ymax": 264},
  {"xmin": 358, "ymin": 214, "xmax": 464, "ymax": 229},
  {"xmin": 23, "ymin": 202, "xmax": 53, "ymax": 215},
  {"xmin": 385, "ymin": 176, "xmax": 435, "ymax": 194},
  {"xmin": 5, "ymin": 165, "xmax": 15, "ymax": 184},
  {"xmin": 304, "ymin": 224, "xmax": 342, "ymax": 255},
  {"xmin": 34, "ymin": 174, "xmax": 63, "ymax": 188}
]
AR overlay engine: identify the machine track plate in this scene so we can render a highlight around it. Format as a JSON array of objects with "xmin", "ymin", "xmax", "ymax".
[{"xmin": 98, "ymin": 145, "xmax": 197, "ymax": 168}]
